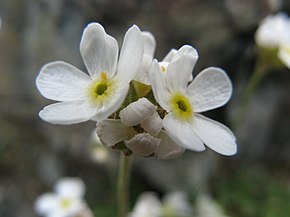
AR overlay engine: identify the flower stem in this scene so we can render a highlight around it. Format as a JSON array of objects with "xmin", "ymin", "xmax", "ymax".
[
  {"xmin": 117, "ymin": 153, "xmax": 133, "ymax": 217},
  {"xmin": 233, "ymin": 59, "xmax": 268, "ymax": 130}
]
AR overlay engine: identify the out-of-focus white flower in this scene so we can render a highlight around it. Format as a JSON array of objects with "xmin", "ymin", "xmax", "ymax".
[
  {"xmin": 129, "ymin": 192, "xmax": 163, "ymax": 217},
  {"xmin": 36, "ymin": 22, "xmax": 144, "ymax": 124},
  {"xmin": 34, "ymin": 178, "xmax": 86, "ymax": 217},
  {"xmin": 196, "ymin": 194, "xmax": 230, "ymax": 217},
  {"xmin": 128, "ymin": 191, "xmax": 193, "ymax": 217},
  {"xmin": 255, "ymin": 13, "xmax": 290, "ymax": 69},
  {"xmin": 255, "ymin": 13, "xmax": 290, "ymax": 49},
  {"xmin": 149, "ymin": 46, "xmax": 237, "ymax": 156},
  {"xmin": 89, "ymin": 130, "xmax": 110, "ymax": 163},
  {"xmin": 96, "ymin": 98, "xmax": 184, "ymax": 159},
  {"xmin": 163, "ymin": 192, "xmax": 193, "ymax": 217}
]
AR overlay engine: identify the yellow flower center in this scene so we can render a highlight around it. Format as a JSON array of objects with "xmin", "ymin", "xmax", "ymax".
[
  {"xmin": 60, "ymin": 198, "xmax": 72, "ymax": 210},
  {"xmin": 88, "ymin": 72, "xmax": 116, "ymax": 104},
  {"xmin": 170, "ymin": 93, "xmax": 193, "ymax": 121}
]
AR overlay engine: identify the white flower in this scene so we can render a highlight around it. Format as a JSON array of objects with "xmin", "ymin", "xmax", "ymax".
[
  {"xmin": 96, "ymin": 98, "xmax": 184, "ymax": 159},
  {"xmin": 36, "ymin": 23, "xmax": 144, "ymax": 124},
  {"xmin": 255, "ymin": 13, "xmax": 290, "ymax": 68},
  {"xmin": 128, "ymin": 191, "xmax": 193, "ymax": 217},
  {"xmin": 163, "ymin": 192, "xmax": 193, "ymax": 217},
  {"xmin": 128, "ymin": 192, "xmax": 163, "ymax": 217},
  {"xmin": 89, "ymin": 130, "xmax": 110, "ymax": 163},
  {"xmin": 149, "ymin": 47, "xmax": 237, "ymax": 156},
  {"xmin": 196, "ymin": 194, "xmax": 229, "ymax": 217},
  {"xmin": 255, "ymin": 13, "xmax": 290, "ymax": 49},
  {"xmin": 34, "ymin": 177, "xmax": 86, "ymax": 217}
]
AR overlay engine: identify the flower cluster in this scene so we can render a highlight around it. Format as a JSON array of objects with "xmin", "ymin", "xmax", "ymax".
[
  {"xmin": 36, "ymin": 23, "xmax": 237, "ymax": 158},
  {"xmin": 34, "ymin": 178, "xmax": 87, "ymax": 217},
  {"xmin": 255, "ymin": 12, "xmax": 290, "ymax": 69}
]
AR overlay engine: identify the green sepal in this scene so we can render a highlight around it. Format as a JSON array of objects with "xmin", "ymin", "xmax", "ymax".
[
  {"xmin": 132, "ymin": 80, "xmax": 152, "ymax": 98},
  {"xmin": 257, "ymin": 46, "xmax": 284, "ymax": 70}
]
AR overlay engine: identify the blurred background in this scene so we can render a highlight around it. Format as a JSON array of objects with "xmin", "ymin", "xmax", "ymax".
[{"xmin": 0, "ymin": 0, "xmax": 290, "ymax": 216}]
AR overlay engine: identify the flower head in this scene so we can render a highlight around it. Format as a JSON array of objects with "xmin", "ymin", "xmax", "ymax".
[
  {"xmin": 96, "ymin": 98, "xmax": 184, "ymax": 159},
  {"xmin": 255, "ymin": 13, "xmax": 290, "ymax": 49},
  {"xmin": 149, "ymin": 46, "xmax": 237, "ymax": 156},
  {"xmin": 255, "ymin": 13, "xmax": 290, "ymax": 69},
  {"xmin": 34, "ymin": 177, "xmax": 86, "ymax": 217},
  {"xmin": 36, "ymin": 23, "xmax": 144, "ymax": 124}
]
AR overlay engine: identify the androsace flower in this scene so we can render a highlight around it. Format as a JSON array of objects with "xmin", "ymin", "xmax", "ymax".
[
  {"xmin": 128, "ymin": 192, "xmax": 162, "ymax": 217},
  {"xmin": 255, "ymin": 13, "xmax": 290, "ymax": 49},
  {"xmin": 96, "ymin": 98, "xmax": 184, "ymax": 159},
  {"xmin": 34, "ymin": 177, "xmax": 86, "ymax": 217},
  {"xmin": 255, "ymin": 13, "xmax": 290, "ymax": 69},
  {"xmin": 36, "ymin": 23, "xmax": 144, "ymax": 124},
  {"xmin": 149, "ymin": 46, "xmax": 237, "ymax": 156}
]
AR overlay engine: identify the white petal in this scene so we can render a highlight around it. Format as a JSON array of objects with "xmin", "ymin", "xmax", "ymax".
[
  {"xmin": 165, "ymin": 54, "xmax": 197, "ymax": 92},
  {"xmin": 187, "ymin": 67, "xmax": 232, "ymax": 113},
  {"xmin": 130, "ymin": 192, "xmax": 162, "ymax": 217},
  {"xmin": 163, "ymin": 113, "xmax": 205, "ymax": 152},
  {"xmin": 34, "ymin": 193, "xmax": 58, "ymax": 215},
  {"xmin": 125, "ymin": 133, "xmax": 160, "ymax": 157},
  {"xmin": 278, "ymin": 46, "xmax": 290, "ymax": 69},
  {"xmin": 154, "ymin": 131, "xmax": 185, "ymax": 159},
  {"xmin": 193, "ymin": 114, "xmax": 237, "ymax": 156},
  {"xmin": 55, "ymin": 177, "xmax": 85, "ymax": 198},
  {"xmin": 96, "ymin": 119, "xmax": 132, "ymax": 147},
  {"xmin": 36, "ymin": 61, "xmax": 91, "ymax": 101},
  {"xmin": 39, "ymin": 100, "xmax": 97, "ymax": 125},
  {"xmin": 142, "ymin": 31, "xmax": 156, "ymax": 57},
  {"xmin": 92, "ymin": 84, "xmax": 129, "ymax": 122},
  {"xmin": 80, "ymin": 23, "xmax": 118, "ymax": 79},
  {"xmin": 141, "ymin": 112, "xmax": 162, "ymax": 136},
  {"xmin": 171, "ymin": 45, "xmax": 198, "ymax": 63},
  {"xmin": 170, "ymin": 45, "xmax": 198, "ymax": 81},
  {"xmin": 119, "ymin": 98, "xmax": 156, "ymax": 126},
  {"xmin": 134, "ymin": 54, "xmax": 151, "ymax": 84},
  {"xmin": 116, "ymin": 25, "xmax": 144, "ymax": 87},
  {"xmin": 162, "ymin": 48, "xmax": 177, "ymax": 62},
  {"xmin": 134, "ymin": 31, "xmax": 156, "ymax": 84},
  {"xmin": 149, "ymin": 60, "xmax": 171, "ymax": 111}
]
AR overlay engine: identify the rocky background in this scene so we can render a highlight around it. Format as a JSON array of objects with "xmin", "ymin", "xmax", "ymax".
[{"xmin": 0, "ymin": 0, "xmax": 290, "ymax": 217}]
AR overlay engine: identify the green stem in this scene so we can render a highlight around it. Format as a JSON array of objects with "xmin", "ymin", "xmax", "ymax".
[
  {"xmin": 233, "ymin": 59, "xmax": 268, "ymax": 130},
  {"xmin": 117, "ymin": 153, "xmax": 133, "ymax": 217}
]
